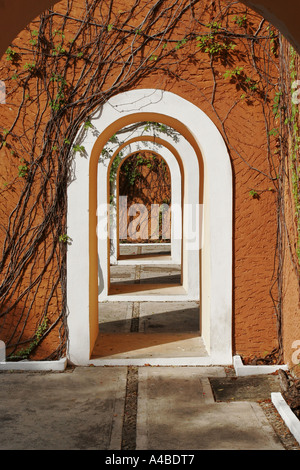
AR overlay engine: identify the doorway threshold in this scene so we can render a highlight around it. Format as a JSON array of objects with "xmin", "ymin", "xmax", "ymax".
[
  {"xmin": 107, "ymin": 284, "xmax": 194, "ymax": 301},
  {"xmin": 90, "ymin": 332, "xmax": 209, "ymax": 366},
  {"xmin": 117, "ymin": 254, "xmax": 172, "ymax": 264}
]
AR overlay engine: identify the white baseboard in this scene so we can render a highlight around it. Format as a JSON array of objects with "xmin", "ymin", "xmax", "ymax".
[
  {"xmin": 233, "ymin": 355, "xmax": 288, "ymax": 376},
  {"xmin": 0, "ymin": 357, "xmax": 67, "ymax": 372},
  {"xmin": 272, "ymin": 392, "xmax": 300, "ymax": 445}
]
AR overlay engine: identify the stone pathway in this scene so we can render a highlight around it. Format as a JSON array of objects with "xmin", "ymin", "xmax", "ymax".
[{"xmin": 136, "ymin": 367, "xmax": 285, "ymax": 450}]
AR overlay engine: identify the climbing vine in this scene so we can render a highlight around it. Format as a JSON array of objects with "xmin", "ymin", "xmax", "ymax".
[
  {"xmin": 287, "ymin": 47, "xmax": 300, "ymax": 269},
  {"xmin": 272, "ymin": 43, "xmax": 300, "ymax": 280},
  {"xmin": 0, "ymin": 0, "xmax": 293, "ymax": 362}
]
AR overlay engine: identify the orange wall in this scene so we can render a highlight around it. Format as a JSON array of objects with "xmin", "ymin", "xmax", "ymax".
[
  {"xmin": 0, "ymin": 0, "xmax": 298, "ymax": 363},
  {"xmin": 1, "ymin": 0, "xmax": 300, "ymax": 55}
]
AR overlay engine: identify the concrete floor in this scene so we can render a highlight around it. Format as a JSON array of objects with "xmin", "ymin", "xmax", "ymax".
[
  {"xmin": 136, "ymin": 367, "xmax": 285, "ymax": 450},
  {"xmin": 118, "ymin": 243, "xmax": 171, "ymax": 256},
  {"xmin": 0, "ymin": 365, "xmax": 296, "ymax": 450},
  {"xmin": 110, "ymin": 264, "xmax": 182, "ymax": 286},
  {"xmin": 94, "ymin": 300, "xmax": 206, "ymax": 360},
  {"xmin": 1, "ymin": 244, "xmax": 298, "ymax": 451},
  {"xmin": 94, "ymin": 245, "xmax": 205, "ymax": 362}
]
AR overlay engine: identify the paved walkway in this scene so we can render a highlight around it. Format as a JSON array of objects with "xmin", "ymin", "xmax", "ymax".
[
  {"xmin": 0, "ymin": 365, "xmax": 299, "ymax": 450},
  {"xmin": 1, "ymin": 247, "xmax": 299, "ymax": 451}
]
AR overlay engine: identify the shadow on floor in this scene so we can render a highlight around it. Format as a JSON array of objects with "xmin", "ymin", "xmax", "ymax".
[
  {"xmin": 93, "ymin": 304, "xmax": 204, "ymax": 359},
  {"xmin": 99, "ymin": 305, "xmax": 200, "ymax": 334}
]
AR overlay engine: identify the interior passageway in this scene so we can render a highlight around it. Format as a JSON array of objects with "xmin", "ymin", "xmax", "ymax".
[{"xmin": 93, "ymin": 248, "xmax": 206, "ymax": 361}]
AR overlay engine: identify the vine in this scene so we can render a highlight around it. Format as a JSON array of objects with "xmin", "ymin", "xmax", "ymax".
[{"xmin": 288, "ymin": 48, "xmax": 300, "ymax": 268}]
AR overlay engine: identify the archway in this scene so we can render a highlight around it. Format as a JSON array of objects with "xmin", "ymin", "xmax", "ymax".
[
  {"xmin": 107, "ymin": 134, "xmax": 184, "ymax": 268},
  {"xmin": 111, "ymin": 149, "xmax": 177, "ymax": 285},
  {"xmin": 100, "ymin": 123, "xmax": 196, "ymax": 301},
  {"xmin": 108, "ymin": 143, "xmax": 182, "ymax": 267},
  {"xmin": 97, "ymin": 116, "xmax": 201, "ymax": 301},
  {"xmin": 67, "ymin": 89, "xmax": 233, "ymax": 365}
]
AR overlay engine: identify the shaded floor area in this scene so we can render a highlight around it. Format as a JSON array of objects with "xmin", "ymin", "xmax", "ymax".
[
  {"xmin": 1, "ymin": 365, "xmax": 299, "ymax": 450},
  {"xmin": 93, "ymin": 300, "xmax": 206, "ymax": 360},
  {"xmin": 109, "ymin": 244, "xmax": 183, "ymax": 296},
  {"xmin": 94, "ymin": 244, "xmax": 204, "ymax": 362}
]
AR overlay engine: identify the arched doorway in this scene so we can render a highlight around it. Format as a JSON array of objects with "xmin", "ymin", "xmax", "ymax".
[
  {"xmin": 108, "ymin": 136, "xmax": 184, "ymax": 269},
  {"xmin": 112, "ymin": 150, "xmax": 177, "ymax": 264},
  {"xmin": 67, "ymin": 89, "xmax": 233, "ymax": 366},
  {"xmin": 111, "ymin": 149, "xmax": 176, "ymax": 284},
  {"xmin": 99, "ymin": 121, "xmax": 198, "ymax": 302}
]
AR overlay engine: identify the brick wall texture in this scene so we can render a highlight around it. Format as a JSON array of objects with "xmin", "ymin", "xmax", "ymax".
[{"xmin": 0, "ymin": 0, "xmax": 298, "ymax": 365}]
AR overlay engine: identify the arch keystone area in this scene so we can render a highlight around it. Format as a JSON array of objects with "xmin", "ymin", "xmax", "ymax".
[{"xmin": 67, "ymin": 89, "xmax": 233, "ymax": 366}]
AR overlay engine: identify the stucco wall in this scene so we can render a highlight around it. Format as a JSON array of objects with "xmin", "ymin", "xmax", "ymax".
[
  {"xmin": 1, "ymin": 0, "xmax": 300, "ymax": 55},
  {"xmin": 0, "ymin": 0, "xmax": 293, "ymax": 361}
]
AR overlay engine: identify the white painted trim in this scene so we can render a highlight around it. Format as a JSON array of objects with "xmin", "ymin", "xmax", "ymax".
[
  {"xmin": 272, "ymin": 392, "xmax": 300, "ymax": 445},
  {"xmin": 98, "ymin": 123, "xmax": 199, "ymax": 301},
  {"xmin": 107, "ymin": 141, "xmax": 182, "ymax": 268},
  {"xmin": 67, "ymin": 89, "xmax": 233, "ymax": 365},
  {"xmin": 233, "ymin": 355, "xmax": 288, "ymax": 376},
  {"xmin": 0, "ymin": 357, "xmax": 67, "ymax": 371}
]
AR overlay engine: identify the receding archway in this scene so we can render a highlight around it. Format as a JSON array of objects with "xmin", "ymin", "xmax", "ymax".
[
  {"xmin": 107, "ymin": 134, "xmax": 185, "ymax": 269},
  {"xmin": 98, "ymin": 118, "xmax": 201, "ymax": 304},
  {"xmin": 67, "ymin": 89, "xmax": 232, "ymax": 366},
  {"xmin": 108, "ymin": 145, "xmax": 182, "ymax": 265},
  {"xmin": 111, "ymin": 149, "xmax": 176, "ymax": 281},
  {"xmin": 101, "ymin": 128, "xmax": 187, "ymax": 300}
]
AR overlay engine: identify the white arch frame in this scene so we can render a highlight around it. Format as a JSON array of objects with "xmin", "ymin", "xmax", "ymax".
[
  {"xmin": 67, "ymin": 89, "xmax": 233, "ymax": 365},
  {"xmin": 98, "ymin": 124, "xmax": 200, "ymax": 302},
  {"xmin": 107, "ymin": 141, "xmax": 182, "ymax": 267}
]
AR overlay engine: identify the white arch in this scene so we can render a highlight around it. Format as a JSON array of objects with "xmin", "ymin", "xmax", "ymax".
[
  {"xmin": 67, "ymin": 89, "xmax": 232, "ymax": 366},
  {"xmin": 97, "ymin": 121, "xmax": 200, "ymax": 302},
  {"xmin": 107, "ymin": 141, "xmax": 182, "ymax": 267}
]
